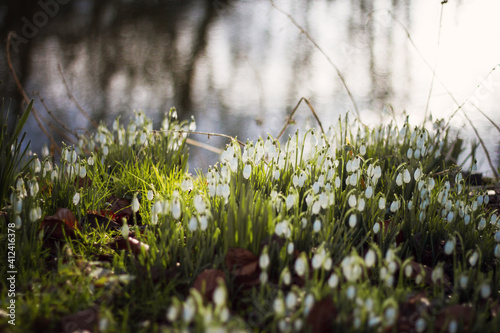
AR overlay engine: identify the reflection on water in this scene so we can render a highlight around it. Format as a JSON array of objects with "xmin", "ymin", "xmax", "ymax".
[{"xmin": 1, "ymin": 0, "xmax": 499, "ymax": 173}]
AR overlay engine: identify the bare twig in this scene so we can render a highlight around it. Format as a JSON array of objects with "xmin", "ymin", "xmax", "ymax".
[
  {"xmin": 470, "ymin": 102, "xmax": 500, "ymax": 133},
  {"xmin": 6, "ymin": 32, "xmax": 61, "ymax": 153},
  {"xmin": 159, "ymin": 129, "xmax": 246, "ymax": 147},
  {"xmin": 423, "ymin": 3, "xmax": 445, "ymax": 124},
  {"xmin": 270, "ymin": 1, "xmax": 361, "ymax": 121},
  {"xmin": 186, "ymin": 138, "xmax": 223, "ymax": 154},
  {"xmin": 276, "ymin": 97, "xmax": 325, "ymax": 140},
  {"xmin": 58, "ymin": 64, "xmax": 99, "ymax": 128},
  {"xmin": 36, "ymin": 92, "xmax": 79, "ymax": 140}
]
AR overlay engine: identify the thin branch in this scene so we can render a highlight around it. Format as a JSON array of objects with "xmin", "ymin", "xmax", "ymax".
[
  {"xmin": 423, "ymin": 3, "xmax": 445, "ymax": 124},
  {"xmin": 276, "ymin": 97, "xmax": 325, "ymax": 140},
  {"xmin": 36, "ymin": 92, "xmax": 79, "ymax": 140},
  {"xmin": 6, "ymin": 32, "xmax": 61, "ymax": 153},
  {"xmin": 159, "ymin": 129, "xmax": 246, "ymax": 147},
  {"xmin": 186, "ymin": 138, "xmax": 223, "ymax": 154},
  {"xmin": 58, "ymin": 64, "xmax": 99, "ymax": 129},
  {"xmin": 270, "ymin": 1, "xmax": 361, "ymax": 120},
  {"xmin": 470, "ymin": 102, "xmax": 500, "ymax": 133}
]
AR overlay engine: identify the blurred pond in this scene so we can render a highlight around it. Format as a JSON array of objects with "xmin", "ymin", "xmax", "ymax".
[{"xmin": 1, "ymin": 0, "xmax": 499, "ymax": 174}]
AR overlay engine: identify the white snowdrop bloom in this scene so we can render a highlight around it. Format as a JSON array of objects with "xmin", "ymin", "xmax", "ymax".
[
  {"xmin": 485, "ymin": 194, "xmax": 490, "ymax": 205},
  {"xmin": 448, "ymin": 320, "xmax": 458, "ymax": 333},
  {"xmin": 146, "ymin": 190, "xmax": 154, "ymax": 201},
  {"xmin": 431, "ymin": 266, "xmax": 443, "ymax": 284},
  {"xmin": 460, "ymin": 275, "xmax": 468, "ymax": 289},
  {"xmin": 384, "ymin": 307, "xmax": 397, "ymax": 327},
  {"xmin": 287, "ymin": 243, "xmax": 295, "ymax": 256},
  {"xmin": 428, "ymin": 178, "xmax": 435, "ymax": 190},
  {"xmin": 324, "ymin": 257, "xmax": 332, "ymax": 271},
  {"xmin": 229, "ymin": 155, "xmax": 238, "ymax": 172},
  {"xmin": 464, "ymin": 214, "xmax": 471, "ymax": 225},
  {"xmin": 171, "ymin": 198, "xmax": 181, "ymax": 219},
  {"xmin": 208, "ymin": 183, "xmax": 216, "ymax": 197},
  {"xmin": 294, "ymin": 256, "xmax": 306, "ymax": 277},
  {"xmin": 259, "ymin": 271, "xmax": 268, "ymax": 284},
  {"xmin": 390, "ymin": 200, "xmax": 399, "ymax": 212},
  {"xmin": 302, "ymin": 294, "xmax": 314, "ymax": 314},
  {"xmin": 313, "ymin": 219, "xmax": 322, "ymax": 233},
  {"xmin": 102, "ymin": 146, "xmax": 109, "ymax": 156},
  {"xmin": 346, "ymin": 285, "xmax": 356, "ymax": 299},
  {"xmin": 364, "ymin": 249, "xmax": 376, "ymax": 267},
  {"xmin": 379, "ymin": 197, "xmax": 386, "ymax": 210},
  {"xmin": 72, "ymin": 192, "xmax": 81, "ymax": 206},
  {"xmin": 335, "ymin": 176, "xmax": 341, "ymax": 188},
  {"xmin": 292, "ymin": 174, "xmax": 299, "ymax": 187},
  {"xmin": 121, "ymin": 223, "xmax": 129, "ymax": 239},
  {"xmin": 131, "ymin": 196, "xmax": 140, "ymax": 213},
  {"xmin": 403, "ymin": 169, "xmax": 411, "ymax": 183},
  {"xmin": 414, "ymin": 168, "xmax": 422, "ymax": 181},
  {"xmin": 29, "ymin": 208, "xmax": 38, "ymax": 222},
  {"xmin": 374, "ymin": 165, "xmax": 382, "ymax": 179},
  {"xmin": 312, "ymin": 181, "xmax": 321, "ymax": 194},
  {"xmin": 328, "ymin": 273, "xmax": 339, "ymax": 288},
  {"xmin": 298, "ymin": 171, "xmax": 307, "ymax": 187},
  {"xmin": 365, "ymin": 186, "xmax": 373, "ymax": 199},
  {"xmin": 51, "ymin": 170, "xmax": 58, "ymax": 182},
  {"xmin": 415, "ymin": 318, "xmax": 426, "ymax": 333},
  {"xmin": 415, "ymin": 274, "xmax": 423, "ymax": 285},
  {"xmin": 270, "ymin": 191, "xmax": 278, "ymax": 201},
  {"xmin": 166, "ymin": 304, "xmax": 179, "ymax": 322},
  {"xmin": 472, "ymin": 201, "xmax": 478, "ymax": 211},
  {"xmin": 349, "ymin": 173, "xmax": 357, "ymax": 186},
  {"xmin": 275, "ymin": 221, "xmax": 289, "ymax": 237},
  {"xmin": 182, "ymin": 297, "xmax": 196, "ymax": 323},
  {"xmin": 414, "ymin": 149, "xmax": 421, "ymax": 159},
  {"xmin": 181, "ymin": 178, "xmax": 194, "ymax": 192},
  {"xmin": 491, "ymin": 214, "xmax": 498, "ymax": 225},
  {"xmin": 301, "ymin": 218, "xmax": 308, "ymax": 229},
  {"xmin": 188, "ymin": 217, "xmax": 198, "ymax": 231},
  {"xmin": 396, "ymin": 173, "xmax": 403, "ymax": 186},
  {"xmin": 319, "ymin": 192, "xmax": 328, "ymax": 209},
  {"xmin": 259, "ymin": 253, "xmax": 270, "ymax": 270},
  {"xmin": 151, "ymin": 213, "xmax": 158, "ymax": 225},
  {"xmin": 312, "ymin": 201, "xmax": 321, "ymax": 215},
  {"xmin": 312, "ymin": 254, "xmax": 323, "ymax": 270},
  {"xmin": 446, "ymin": 210, "xmax": 454, "ymax": 222},
  {"xmin": 404, "ymin": 264, "xmax": 413, "ymax": 278},
  {"xmin": 221, "ymin": 184, "xmax": 230, "ymax": 200},
  {"xmin": 360, "ymin": 145, "xmax": 366, "ymax": 155},
  {"xmin": 494, "ymin": 244, "xmax": 500, "ymax": 258},
  {"xmin": 14, "ymin": 215, "xmax": 22, "ymax": 229},
  {"xmin": 444, "ymin": 240, "xmax": 455, "ymax": 255},
  {"xmin": 349, "ymin": 214, "xmax": 357, "ymax": 228},
  {"xmin": 373, "ymin": 222, "xmax": 380, "ymax": 234},
  {"xmin": 477, "ymin": 195, "xmax": 484, "ymax": 205},
  {"xmin": 197, "ymin": 215, "xmax": 207, "ymax": 231},
  {"xmin": 273, "ymin": 169, "xmax": 280, "ymax": 180},
  {"xmin": 469, "ymin": 251, "xmax": 479, "ymax": 266},
  {"xmin": 282, "ymin": 269, "xmax": 291, "ymax": 286},
  {"xmin": 388, "ymin": 261, "xmax": 398, "ymax": 274},
  {"xmin": 481, "ymin": 283, "xmax": 491, "ymax": 299},
  {"xmin": 406, "ymin": 147, "xmax": 413, "ymax": 159},
  {"xmin": 213, "ymin": 285, "xmax": 227, "ymax": 307},
  {"xmin": 348, "ymin": 194, "xmax": 357, "ymax": 208},
  {"xmin": 478, "ymin": 217, "xmax": 486, "ymax": 231},
  {"xmin": 285, "ymin": 292, "xmax": 298, "ymax": 310},
  {"xmin": 408, "ymin": 200, "xmax": 413, "ymax": 210},
  {"xmin": 357, "ymin": 198, "xmax": 365, "ymax": 212},
  {"xmin": 305, "ymin": 194, "xmax": 313, "ymax": 208},
  {"xmin": 194, "ymin": 195, "xmax": 206, "ymax": 214},
  {"xmin": 346, "ymin": 160, "xmax": 353, "ymax": 173}
]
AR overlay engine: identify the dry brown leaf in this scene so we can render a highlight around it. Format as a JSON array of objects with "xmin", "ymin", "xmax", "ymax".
[
  {"xmin": 434, "ymin": 304, "xmax": 475, "ymax": 332},
  {"xmin": 306, "ymin": 296, "xmax": 337, "ymax": 333},
  {"xmin": 193, "ymin": 269, "xmax": 226, "ymax": 302}
]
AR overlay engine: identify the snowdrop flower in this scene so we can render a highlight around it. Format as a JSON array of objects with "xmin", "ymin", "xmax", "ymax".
[
  {"xmin": 379, "ymin": 197, "xmax": 386, "ymax": 210},
  {"xmin": 384, "ymin": 307, "xmax": 397, "ymax": 327},
  {"xmin": 459, "ymin": 275, "xmax": 468, "ymax": 289},
  {"xmin": 328, "ymin": 273, "xmax": 339, "ymax": 288},
  {"xmin": 287, "ymin": 242, "xmax": 294, "ymax": 255},
  {"xmin": 285, "ymin": 292, "xmax": 298, "ymax": 310},
  {"xmin": 193, "ymin": 195, "xmax": 206, "ymax": 214},
  {"xmin": 335, "ymin": 176, "xmax": 341, "ymax": 189},
  {"xmin": 349, "ymin": 173, "xmax": 357, "ymax": 186},
  {"xmin": 242, "ymin": 164, "xmax": 252, "ymax": 179},
  {"xmin": 390, "ymin": 200, "xmax": 399, "ymax": 212},
  {"xmin": 480, "ymin": 283, "xmax": 491, "ymax": 298},
  {"xmin": 171, "ymin": 197, "xmax": 181, "ymax": 219},
  {"xmin": 166, "ymin": 303, "xmax": 179, "ymax": 322},
  {"xmin": 396, "ymin": 173, "xmax": 403, "ymax": 186},
  {"xmin": 188, "ymin": 217, "xmax": 198, "ymax": 231},
  {"xmin": 373, "ymin": 222, "xmax": 380, "ymax": 234},
  {"xmin": 146, "ymin": 190, "xmax": 154, "ymax": 201},
  {"xmin": 446, "ymin": 211, "xmax": 454, "ymax": 223},
  {"xmin": 301, "ymin": 218, "xmax": 308, "ymax": 229},
  {"xmin": 181, "ymin": 178, "xmax": 194, "ymax": 192},
  {"xmin": 286, "ymin": 194, "xmax": 295, "ymax": 211},
  {"xmin": 72, "ymin": 192, "xmax": 81, "ymax": 206},
  {"xmin": 313, "ymin": 219, "xmax": 322, "ymax": 233},
  {"xmin": 478, "ymin": 217, "xmax": 486, "ymax": 231},
  {"xmin": 182, "ymin": 297, "xmax": 196, "ymax": 323},
  {"xmin": 448, "ymin": 320, "xmax": 458, "ymax": 333},
  {"xmin": 464, "ymin": 214, "xmax": 471, "ymax": 225},
  {"xmin": 365, "ymin": 186, "xmax": 373, "ymax": 199},
  {"xmin": 213, "ymin": 284, "xmax": 227, "ymax": 307},
  {"xmin": 282, "ymin": 268, "xmax": 291, "ymax": 285},
  {"xmin": 131, "ymin": 196, "xmax": 140, "ymax": 213},
  {"xmin": 304, "ymin": 294, "xmax": 315, "ymax": 314},
  {"xmin": 414, "ymin": 149, "xmax": 421, "ymax": 159},
  {"xmin": 403, "ymin": 169, "xmax": 411, "ymax": 183},
  {"xmin": 259, "ymin": 271, "xmax": 268, "ymax": 284},
  {"xmin": 494, "ymin": 244, "xmax": 500, "ymax": 258},
  {"xmin": 348, "ymin": 194, "xmax": 357, "ymax": 208},
  {"xmin": 407, "ymin": 148, "xmax": 413, "ymax": 159},
  {"xmin": 273, "ymin": 298, "xmax": 285, "ymax": 316},
  {"xmin": 259, "ymin": 253, "xmax": 270, "ymax": 270},
  {"xmin": 298, "ymin": 171, "xmax": 307, "ymax": 187},
  {"xmin": 431, "ymin": 266, "xmax": 443, "ymax": 284},
  {"xmin": 469, "ymin": 251, "xmax": 479, "ymax": 266},
  {"xmin": 428, "ymin": 178, "xmax": 435, "ymax": 190},
  {"xmin": 415, "ymin": 318, "xmax": 426, "ymax": 333},
  {"xmin": 477, "ymin": 195, "xmax": 484, "ymax": 205},
  {"xmin": 364, "ymin": 249, "xmax": 376, "ymax": 267},
  {"xmin": 360, "ymin": 145, "xmax": 366, "ymax": 155},
  {"xmin": 444, "ymin": 239, "xmax": 455, "ymax": 255},
  {"xmin": 414, "ymin": 168, "xmax": 422, "ymax": 181},
  {"xmin": 346, "ymin": 285, "xmax": 356, "ymax": 299},
  {"xmin": 294, "ymin": 256, "xmax": 307, "ymax": 277},
  {"xmin": 121, "ymin": 223, "xmax": 129, "ymax": 238},
  {"xmin": 374, "ymin": 165, "xmax": 382, "ymax": 179},
  {"xmin": 349, "ymin": 215, "xmax": 357, "ymax": 228},
  {"xmin": 357, "ymin": 198, "xmax": 365, "ymax": 212}
]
